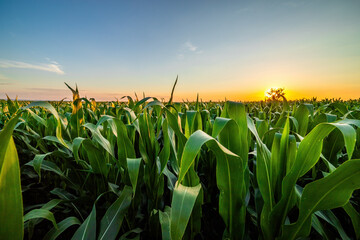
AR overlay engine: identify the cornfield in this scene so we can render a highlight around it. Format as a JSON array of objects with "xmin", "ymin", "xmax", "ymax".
[{"xmin": 1, "ymin": 82, "xmax": 360, "ymax": 240}]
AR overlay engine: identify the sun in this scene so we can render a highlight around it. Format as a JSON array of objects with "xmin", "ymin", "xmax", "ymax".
[
  {"xmin": 265, "ymin": 87, "xmax": 279, "ymax": 98},
  {"xmin": 265, "ymin": 89, "xmax": 272, "ymax": 98},
  {"xmin": 264, "ymin": 87, "xmax": 285, "ymax": 101}
]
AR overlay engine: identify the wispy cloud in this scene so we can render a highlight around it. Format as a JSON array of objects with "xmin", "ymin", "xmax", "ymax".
[
  {"xmin": 184, "ymin": 41, "xmax": 198, "ymax": 52},
  {"xmin": 178, "ymin": 41, "xmax": 203, "ymax": 59},
  {"xmin": 0, "ymin": 59, "xmax": 65, "ymax": 75}
]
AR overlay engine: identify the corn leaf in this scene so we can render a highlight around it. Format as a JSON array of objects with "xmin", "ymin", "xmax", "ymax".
[
  {"xmin": 0, "ymin": 114, "xmax": 23, "ymax": 240},
  {"xmin": 281, "ymin": 160, "xmax": 360, "ymax": 240},
  {"xmin": 170, "ymin": 183, "xmax": 201, "ymax": 240}
]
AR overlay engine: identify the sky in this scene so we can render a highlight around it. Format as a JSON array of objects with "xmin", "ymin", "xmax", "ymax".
[{"xmin": 0, "ymin": 0, "xmax": 359, "ymax": 101}]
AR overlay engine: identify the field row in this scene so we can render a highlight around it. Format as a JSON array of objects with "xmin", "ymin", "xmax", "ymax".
[{"xmin": 1, "ymin": 87, "xmax": 360, "ymax": 239}]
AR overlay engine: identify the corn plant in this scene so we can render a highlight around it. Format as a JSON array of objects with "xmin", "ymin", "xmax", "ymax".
[{"xmin": 0, "ymin": 81, "xmax": 360, "ymax": 240}]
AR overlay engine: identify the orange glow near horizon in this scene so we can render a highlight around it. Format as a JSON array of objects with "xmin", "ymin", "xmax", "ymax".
[
  {"xmin": 2, "ymin": 83, "xmax": 360, "ymax": 102},
  {"xmin": 171, "ymin": 86, "xmax": 360, "ymax": 102},
  {"xmin": 2, "ymin": 78, "xmax": 360, "ymax": 102}
]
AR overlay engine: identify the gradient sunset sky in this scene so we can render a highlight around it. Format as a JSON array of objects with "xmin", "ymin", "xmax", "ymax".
[{"xmin": 1, "ymin": 0, "xmax": 359, "ymax": 101}]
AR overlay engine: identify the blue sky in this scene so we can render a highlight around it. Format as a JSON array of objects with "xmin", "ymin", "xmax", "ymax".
[{"xmin": 1, "ymin": 0, "xmax": 360, "ymax": 101}]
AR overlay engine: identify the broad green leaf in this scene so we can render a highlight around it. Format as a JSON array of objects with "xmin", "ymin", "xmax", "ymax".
[
  {"xmin": 32, "ymin": 152, "xmax": 52, "ymax": 181},
  {"xmin": 247, "ymin": 116, "xmax": 274, "ymax": 239},
  {"xmin": 24, "ymin": 101, "xmax": 70, "ymax": 149},
  {"xmin": 84, "ymin": 123, "xmax": 114, "ymax": 157},
  {"xmin": 184, "ymin": 110, "xmax": 202, "ymax": 138},
  {"xmin": 26, "ymin": 108, "xmax": 47, "ymax": 127},
  {"xmin": 343, "ymin": 202, "xmax": 360, "ymax": 239},
  {"xmin": 0, "ymin": 114, "xmax": 23, "ymax": 240},
  {"xmin": 26, "ymin": 160, "xmax": 66, "ymax": 179},
  {"xmin": 178, "ymin": 130, "xmax": 238, "ymax": 183},
  {"xmin": 311, "ymin": 215, "xmax": 331, "ymax": 240},
  {"xmin": 42, "ymin": 199, "xmax": 63, "ymax": 210},
  {"xmin": 94, "ymin": 115, "xmax": 136, "ymax": 168},
  {"xmin": 112, "ymin": 118, "xmax": 136, "ymax": 168},
  {"xmin": 212, "ymin": 116, "xmax": 247, "ymax": 238},
  {"xmin": 82, "ymin": 139, "xmax": 109, "ymax": 176},
  {"xmin": 163, "ymin": 107, "xmax": 187, "ymax": 167},
  {"xmin": 26, "ymin": 199, "xmax": 63, "ymax": 239},
  {"xmin": 98, "ymin": 186, "xmax": 133, "ymax": 240},
  {"xmin": 159, "ymin": 206, "xmax": 171, "ymax": 240},
  {"xmin": 24, "ymin": 209, "xmax": 57, "ymax": 229},
  {"xmin": 221, "ymin": 101, "xmax": 248, "ymax": 165},
  {"xmin": 159, "ymin": 119, "xmax": 171, "ymax": 174},
  {"xmin": 170, "ymin": 183, "xmax": 201, "ymax": 240},
  {"xmin": 137, "ymin": 111, "xmax": 158, "ymax": 165},
  {"xmin": 50, "ymin": 188, "xmax": 83, "ymax": 221},
  {"xmin": 44, "ymin": 216, "xmax": 80, "ymax": 240},
  {"xmin": 315, "ymin": 210, "xmax": 350, "ymax": 240},
  {"xmin": 322, "ymin": 129, "xmax": 345, "ymax": 165},
  {"xmin": 270, "ymin": 133, "xmax": 282, "ymax": 198},
  {"xmin": 270, "ymin": 120, "xmax": 359, "ymax": 238},
  {"xmin": 72, "ymin": 137, "xmax": 86, "ymax": 163},
  {"xmin": 127, "ymin": 158, "xmax": 142, "ymax": 193},
  {"xmin": 281, "ymin": 160, "xmax": 360, "ymax": 240},
  {"xmin": 293, "ymin": 103, "xmax": 312, "ymax": 136},
  {"xmin": 43, "ymin": 136, "xmax": 73, "ymax": 149},
  {"xmin": 178, "ymin": 130, "xmax": 245, "ymax": 239},
  {"xmin": 72, "ymin": 205, "xmax": 97, "ymax": 240}
]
